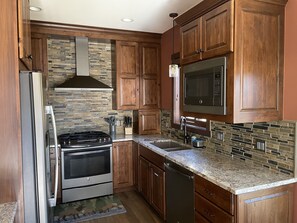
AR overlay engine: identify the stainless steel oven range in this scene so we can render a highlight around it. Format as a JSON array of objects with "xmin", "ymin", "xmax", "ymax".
[{"xmin": 59, "ymin": 131, "xmax": 113, "ymax": 203}]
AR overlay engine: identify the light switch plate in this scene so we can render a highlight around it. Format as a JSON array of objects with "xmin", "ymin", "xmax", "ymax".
[{"xmin": 255, "ymin": 139, "xmax": 266, "ymax": 152}]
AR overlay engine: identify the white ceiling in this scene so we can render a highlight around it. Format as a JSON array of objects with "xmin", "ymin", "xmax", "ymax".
[{"xmin": 30, "ymin": 0, "xmax": 202, "ymax": 34}]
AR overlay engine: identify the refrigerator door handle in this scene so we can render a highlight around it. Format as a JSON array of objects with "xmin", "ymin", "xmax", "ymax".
[{"xmin": 45, "ymin": 105, "xmax": 59, "ymax": 207}]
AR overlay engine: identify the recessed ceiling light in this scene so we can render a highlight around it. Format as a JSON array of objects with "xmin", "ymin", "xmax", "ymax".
[
  {"xmin": 121, "ymin": 18, "xmax": 134, "ymax": 23},
  {"xmin": 30, "ymin": 6, "xmax": 42, "ymax": 12}
]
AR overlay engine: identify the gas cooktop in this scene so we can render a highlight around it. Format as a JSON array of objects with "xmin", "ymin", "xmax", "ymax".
[{"xmin": 58, "ymin": 131, "xmax": 112, "ymax": 148}]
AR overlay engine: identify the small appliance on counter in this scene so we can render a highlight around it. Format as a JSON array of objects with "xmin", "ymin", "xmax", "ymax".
[
  {"xmin": 104, "ymin": 115, "xmax": 116, "ymax": 137},
  {"xmin": 124, "ymin": 116, "xmax": 132, "ymax": 135},
  {"xmin": 191, "ymin": 136, "xmax": 205, "ymax": 148}
]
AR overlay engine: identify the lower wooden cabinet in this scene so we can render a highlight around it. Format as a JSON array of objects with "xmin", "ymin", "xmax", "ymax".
[
  {"xmin": 138, "ymin": 145, "xmax": 165, "ymax": 219},
  {"xmin": 236, "ymin": 185, "xmax": 293, "ymax": 223},
  {"xmin": 150, "ymin": 163, "xmax": 165, "ymax": 216},
  {"xmin": 113, "ymin": 141, "xmax": 134, "ymax": 192},
  {"xmin": 195, "ymin": 174, "xmax": 294, "ymax": 223}
]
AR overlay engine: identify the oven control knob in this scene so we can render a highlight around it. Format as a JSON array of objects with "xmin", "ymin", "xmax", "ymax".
[
  {"xmin": 199, "ymin": 99, "xmax": 203, "ymax": 104},
  {"xmin": 104, "ymin": 138, "xmax": 106, "ymax": 142},
  {"xmin": 68, "ymin": 140, "xmax": 71, "ymax": 145},
  {"xmin": 99, "ymin": 138, "xmax": 102, "ymax": 143},
  {"xmin": 86, "ymin": 177, "xmax": 90, "ymax": 181}
]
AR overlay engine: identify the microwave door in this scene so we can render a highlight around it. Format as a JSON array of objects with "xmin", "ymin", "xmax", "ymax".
[{"xmin": 185, "ymin": 69, "xmax": 214, "ymax": 106}]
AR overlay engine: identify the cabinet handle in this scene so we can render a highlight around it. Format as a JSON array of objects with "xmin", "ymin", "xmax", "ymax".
[
  {"xmin": 28, "ymin": 55, "xmax": 33, "ymax": 60},
  {"xmin": 204, "ymin": 209, "xmax": 215, "ymax": 218},
  {"xmin": 153, "ymin": 172, "xmax": 159, "ymax": 177},
  {"xmin": 200, "ymin": 49, "xmax": 204, "ymax": 53},
  {"xmin": 195, "ymin": 49, "xmax": 201, "ymax": 54},
  {"xmin": 204, "ymin": 188, "xmax": 215, "ymax": 198}
]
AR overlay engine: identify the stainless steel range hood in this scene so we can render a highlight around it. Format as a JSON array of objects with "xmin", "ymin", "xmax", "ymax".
[{"xmin": 54, "ymin": 37, "xmax": 113, "ymax": 91}]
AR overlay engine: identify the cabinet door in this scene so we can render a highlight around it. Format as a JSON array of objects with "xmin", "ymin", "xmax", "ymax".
[
  {"xmin": 139, "ymin": 43, "xmax": 160, "ymax": 109},
  {"xmin": 138, "ymin": 109, "xmax": 161, "ymax": 135},
  {"xmin": 181, "ymin": 18, "xmax": 202, "ymax": 64},
  {"xmin": 150, "ymin": 164, "xmax": 165, "ymax": 219},
  {"xmin": 18, "ymin": 0, "xmax": 32, "ymax": 70},
  {"xmin": 138, "ymin": 156, "xmax": 150, "ymax": 202},
  {"xmin": 132, "ymin": 141, "xmax": 139, "ymax": 188},
  {"xmin": 31, "ymin": 34, "xmax": 48, "ymax": 73},
  {"xmin": 113, "ymin": 142, "xmax": 133, "ymax": 190},
  {"xmin": 116, "ymin": 41, "xmax": 139, "ymax": 110},
  {"xmin": 233, "ymin": 0, "xmax": 284, "ymax": 123},
  {"xmin": 202, "ymin": 1, "xmax": 234, "ymax": 59},
  {"xmin": 237, "ymin": 185, "xmax": 293, "ymax": 223}
]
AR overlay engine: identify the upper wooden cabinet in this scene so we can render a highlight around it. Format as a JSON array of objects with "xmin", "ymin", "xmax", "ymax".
[
  {"xmin": 31, "ymin": 34, "xmax": 48, "ymax": 74},
  {"xmin": 116, "ymin": 41, "xmax": 140, "ymax": 110},
  {"xmin": 18, "ymin": 0, "xmax": 32, "ymax": 70},
  {"xmin": 115, "ymin": 41, "xmax": 160, "ymax": 110},
  {"xmin": 232, "ymin": 0, "xmax": 284, "ymax": 123},
  {"xmin": 139, "ymin": 43, "xmax": 160, "ymax": 109},
  {"xmin": 177, "ymin": 0, "xmax": 286, "ymax": 123},
  {"xmin": 181, "ymin": 1, "xmax": 234, "ymax": 64}
]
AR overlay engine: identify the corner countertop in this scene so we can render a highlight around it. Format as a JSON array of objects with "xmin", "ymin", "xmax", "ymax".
[
  {"xmin": 0, "ymin": 202, "xmax": 17, "ymax": 223},
  {"xmin": 112, "ymin": 134, "xmax": 297, "ymax": 195}
]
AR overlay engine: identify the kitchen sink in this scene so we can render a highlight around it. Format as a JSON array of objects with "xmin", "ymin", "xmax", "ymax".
[{"xmin": 149, "ymin": 140, "xmax": 191, "ymax": 152}]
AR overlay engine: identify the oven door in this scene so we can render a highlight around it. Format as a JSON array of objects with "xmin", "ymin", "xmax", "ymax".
[{"xmin": 61, "ymin": 145, "xmax": 112, "ymax": 189}]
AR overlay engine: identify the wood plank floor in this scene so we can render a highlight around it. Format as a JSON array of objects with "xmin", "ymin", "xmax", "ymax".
[{"xmin": 84, "ymin": 191, "xmax": 164, "ymax": 223}]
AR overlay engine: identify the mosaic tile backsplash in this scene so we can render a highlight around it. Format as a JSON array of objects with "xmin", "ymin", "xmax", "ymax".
[
  {"xmin": 161, "ymin": 110, "xmax": 296, "ymax": 176},
  {"xmin": 47, "ymin": 37, "xmax": 132, "ymax": 134}
]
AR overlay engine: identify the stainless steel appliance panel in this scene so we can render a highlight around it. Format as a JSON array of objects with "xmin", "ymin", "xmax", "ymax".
[
  {"xmin": 165, "ymin": 159, "xmax": 194, "ymax": 223},
  {"xmin": 20, "ymin": 72, "xmax": 59, "ymax": 223}
]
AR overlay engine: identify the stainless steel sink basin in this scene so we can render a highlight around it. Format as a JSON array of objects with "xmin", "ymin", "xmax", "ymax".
[{"xmin": 149, "ymin": 140, "xmax": 191, "ymax": 152}]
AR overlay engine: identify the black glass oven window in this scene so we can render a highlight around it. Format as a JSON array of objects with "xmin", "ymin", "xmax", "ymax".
[
  {"xmin": 184, "ymin": 66, "xmax": 223, "ymax": 106},
  {"xmin": 64, "ymin": 148, "xmax": 110, "ymax": 179}
]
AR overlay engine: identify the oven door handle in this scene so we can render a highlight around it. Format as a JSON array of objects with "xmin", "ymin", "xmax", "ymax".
[
  {"xmin": 65, "ymin": 149, "xmax": 109, "ymax": 156},
  {"xmin": 45, "ymin": 105, "xmax": 59, "ymax": 207}
]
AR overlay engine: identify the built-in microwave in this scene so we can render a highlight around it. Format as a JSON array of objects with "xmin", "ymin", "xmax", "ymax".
[{"xmin": 183, "ymin": 56, "xmax": 227, "ymax": 115}]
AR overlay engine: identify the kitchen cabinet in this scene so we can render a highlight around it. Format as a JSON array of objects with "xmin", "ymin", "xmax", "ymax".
[
  {"xmin": 139, "ymin": 43, "xmax": 160, "ymax": 109},
  {"xmin": 113, "ymin": 141, "xmax": 134, "ymax": 192},
  {"xmin": 31, "ymin": 33, "xmax": 48, "ymax": 73},
  {"xmin": 176, "ymin": 0, "xmax": 286, "ymax": 123},
  {"xmin": 181, "ymin": 1, "xmax": 233, "ymax": 65},
  {"xmin": 133, "ymin": 109, "xmax": 161, "ymax": 135},
  {"xmin": 132, "ymin": 141, "xmax": 139, "ymax": 189},
  {"xmin": 115, "ymin": 41, "xmax": 140, "ymax": 110},
  {"xmin": 195, "ymin": 174, "xmax": 293, "ymax": 223},
  {"xmin": 18, "ymin": 0, "xmax": 32, "ymax": 70},
  {"xmin": 138, "ymin": 145, "xmax": 165, "ymax": 219},
  {"xmin": 114, "ymin": 41, "xmax": 160, "ymax": 110}
]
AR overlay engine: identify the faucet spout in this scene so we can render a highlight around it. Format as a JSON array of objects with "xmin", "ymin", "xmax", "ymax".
[{"xmin": 180, "ymin": 116, "xmax": 188, "ymax": 144}]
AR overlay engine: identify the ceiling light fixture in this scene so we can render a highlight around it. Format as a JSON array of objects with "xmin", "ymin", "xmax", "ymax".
[
  {"xmin": 169, "ymin": 12, "xmax": 179, "ymax": 78},
  {"xmin": 121, "ymin": 18, "xmax": 134, "ymax": 23},
  {"xmin": 30, "ymin": 6, "xmax": 42, "ymax": 12}
]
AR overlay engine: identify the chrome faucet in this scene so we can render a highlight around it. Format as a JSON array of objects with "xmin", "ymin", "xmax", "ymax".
[{"xmin": 180, "ymin": 116, "xmax": 189, "ymax": 144}]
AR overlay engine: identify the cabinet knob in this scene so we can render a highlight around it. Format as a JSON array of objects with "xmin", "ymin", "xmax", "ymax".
[
  {"xmin": 195, "ymin": 49, "xmax": 201, "ymax": 54},
  {"xmin": 28, "ymin": 55, "xmax": 33, "ymax": 60}
]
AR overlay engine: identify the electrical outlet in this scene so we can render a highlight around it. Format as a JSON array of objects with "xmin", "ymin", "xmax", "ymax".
[
  {"xmin": 216, "ymin": 131, "xmax": 224, "ymax": 141},
  {"xmin": 255, "ymin": 139, "xmax": 266, "ymax": 152}
]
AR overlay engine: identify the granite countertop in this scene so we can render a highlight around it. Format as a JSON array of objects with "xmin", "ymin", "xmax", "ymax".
[
  {"xmin": 0, "ymin": 202, "xmax": 17, "ymax": 223},
  {"xmin": 112, "ymin": 134, "xmax": 297, "ymax": 195}
]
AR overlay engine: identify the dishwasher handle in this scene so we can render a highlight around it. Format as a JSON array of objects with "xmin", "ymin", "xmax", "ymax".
[{"xmin": 165, "ymin": 162, "xmax": 194, "ymax": 181}]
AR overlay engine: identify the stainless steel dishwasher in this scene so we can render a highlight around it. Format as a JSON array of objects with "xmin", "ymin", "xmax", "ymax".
[{"xmin": 165, "ymin": 159, "xmax": 194, "ymax": 223}]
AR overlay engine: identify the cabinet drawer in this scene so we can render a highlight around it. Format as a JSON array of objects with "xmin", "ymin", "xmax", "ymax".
[
  {"xmin": 195, "ymin": 175, "xmax": 234, "ymax": 215},
  {"xmin": 195, "ymin": 193, "xmax": 234, "ymax": 223},
  {"xmin": 139, "ymin": 145, "xmax": 164, "ymax": 170},
  {"xmin": 195, "ymin": 211, "xmax": 209, "ymax": 223}
]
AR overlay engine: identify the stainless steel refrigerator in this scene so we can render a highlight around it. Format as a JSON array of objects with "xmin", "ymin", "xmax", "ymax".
[{"xmin": 20, "ymin": 72, "xmax": 59, "ymax": 223}]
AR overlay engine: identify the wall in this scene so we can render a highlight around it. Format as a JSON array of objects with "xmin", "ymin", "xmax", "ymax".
[
  {"xmin": 47, "ymin": 38, "xmax": 132, "ymax": 135},
  {"xmin": 0, "ymin": 0, "xmax": 23, "ymax": 221},
  {"xmin": 161, "ymin": 110, "xmax": 295, "ymax": 176},
  {"xmin": 161, "ymin": 26, "xmax": 180, "ymax": 110}
]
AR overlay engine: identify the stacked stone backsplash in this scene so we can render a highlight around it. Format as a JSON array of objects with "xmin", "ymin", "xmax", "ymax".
[
  {"xmin": 161, "ymin": 110, "xmax": 296, "ymax": 176},
  {"xmin": 47, "ymin": 37, "xmax": 132, "ymax": 135}
]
